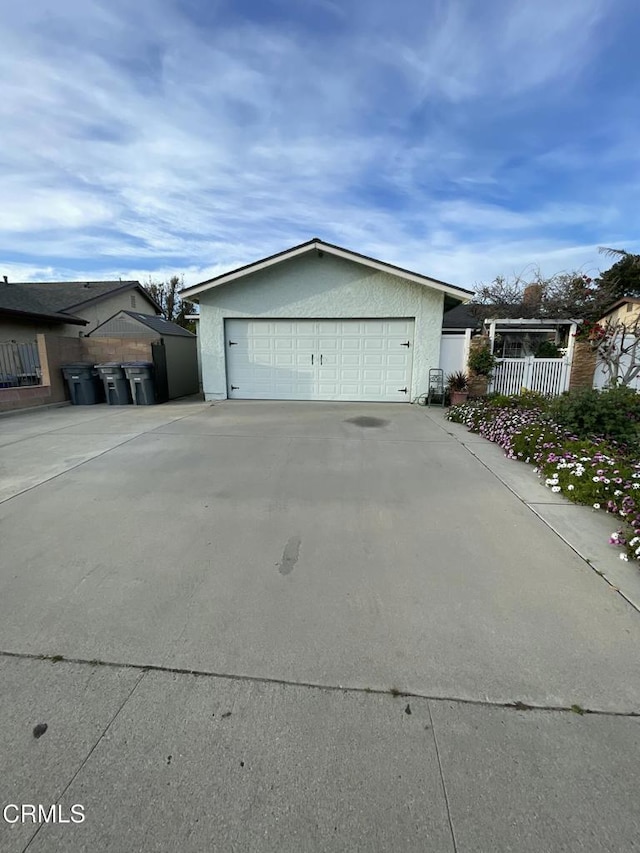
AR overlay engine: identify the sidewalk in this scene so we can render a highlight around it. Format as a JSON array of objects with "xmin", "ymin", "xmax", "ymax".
[{"xmin": 425, "ymin": 406, "xmax": 640, "ymax": 614}]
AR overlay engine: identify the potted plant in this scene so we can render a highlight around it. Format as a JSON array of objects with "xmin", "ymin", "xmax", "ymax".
[{"xmin": 446, "ymin": 371, "xmax": 469, "ymax": 405}]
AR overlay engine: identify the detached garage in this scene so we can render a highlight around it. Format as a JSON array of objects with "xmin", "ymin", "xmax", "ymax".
[{"xmin": 181, "ymin": 239, "xmax": 472, "ymax": 403}]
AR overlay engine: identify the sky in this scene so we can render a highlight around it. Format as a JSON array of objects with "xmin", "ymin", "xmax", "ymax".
[{"xmin": 1, "ymin": 0, "xmax": 639, "ymax": 293}]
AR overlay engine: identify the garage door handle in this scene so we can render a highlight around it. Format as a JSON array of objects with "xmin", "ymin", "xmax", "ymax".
[
  {"xmin": 398, "ymin": 387, "xmax": 408, "ymax": 393},
  {"xmin": 228, "ymin": 340, "xmax": 238, "ymax": 346},
  {"xmin": 311, "ymin": 354, "xmax": 314, "ymax": 365},
  {"xmin": 320, "ymin": 354, "xmax": 323, "ymax": 365},
  {"xmin": 401, "ymin": 341, "xmax": 410, "ymax": 347}
]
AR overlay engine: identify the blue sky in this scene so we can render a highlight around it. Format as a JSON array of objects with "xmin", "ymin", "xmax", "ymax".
[{"xmin": 1, "ymin": 0, "xmax": 639, "ymax": 291}]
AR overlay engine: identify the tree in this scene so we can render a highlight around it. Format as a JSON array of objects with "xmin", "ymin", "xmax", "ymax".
[
  {"xmin": 469, "ymin": 269, "xmax": 617, "ymax": 324},
  {"xmin": 579, "ymin": 313, "xmax": 640, "ymax": 388},
  {"xmin": 143, "ymin": 275, "xmax": 197, "ymax": 332},
  {"xmin": 597, "ymin": 248, "xmax": 640, "ymax": 300}
]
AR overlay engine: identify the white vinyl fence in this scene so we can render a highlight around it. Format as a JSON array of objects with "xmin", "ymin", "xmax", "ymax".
[
  {"xmin": 439, "ymin": 334, "xmax": 467, "ymax": 377},
  {"xmin": 439, "ymin": 330, "xmax": 472, "ymax": 379},
  {"xmin": 489, "ymin": 356, "xmax": 570, "ymax": 396}
]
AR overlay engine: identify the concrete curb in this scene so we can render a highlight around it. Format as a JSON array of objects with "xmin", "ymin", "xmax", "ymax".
[{"xmin": 0, "ymin": 400, "xmax": 71, "ymax": 419}]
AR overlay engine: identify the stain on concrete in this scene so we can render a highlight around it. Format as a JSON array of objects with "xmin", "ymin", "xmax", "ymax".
[
  {"xmin": 278, "ymin": 536, "xmax": 301, "ymax": 575},
  {"xmin": 345, "ymin": 416, "xmax": 388, "ymax": 428}
]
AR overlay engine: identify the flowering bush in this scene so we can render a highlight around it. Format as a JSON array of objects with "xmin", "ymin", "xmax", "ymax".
[{"xmin": 447, "ymin": 393, "xmax": 640, "ymax": 563}]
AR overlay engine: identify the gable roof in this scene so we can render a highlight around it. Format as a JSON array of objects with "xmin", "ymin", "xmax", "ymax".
[
  {"xmin": 9, "ymin": 280, "xmax": 162, "ymax": 315},
  {"xmin": 181, "ymin": 238, "xmax": 473, "ymax": 301},
  {"xmin": 91, "ymin": 310, "xmax": 195, "ymax": 337},
  {"xmin": 0, "ymin": 284, "xmax": 87, "ymax": 325},
  {"xmin": 599, "ymin": 296, "xmax": 640, "ymax": 318}
]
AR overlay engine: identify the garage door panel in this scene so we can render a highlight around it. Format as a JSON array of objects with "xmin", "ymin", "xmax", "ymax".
[{"xmin": 226, "ymin": 319, "xmax": 413, "ymax": 401}]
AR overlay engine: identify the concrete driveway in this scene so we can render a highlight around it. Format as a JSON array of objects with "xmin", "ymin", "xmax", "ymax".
[{"xmin": 1, "ymin": 400, "xmax": 639, "ymax": 852}]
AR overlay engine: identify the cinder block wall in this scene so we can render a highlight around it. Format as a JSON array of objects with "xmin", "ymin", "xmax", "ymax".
[
  {"xmin": 38, "ymin": 335, "xmax": 83, "ymax": 404},
  {"xmin": 0, "ymin": 335, "xmax": 156, "ymax": 414},
  {"xmin": 80, "ymin": 337, "xmax": 154, "ymax": 365}
]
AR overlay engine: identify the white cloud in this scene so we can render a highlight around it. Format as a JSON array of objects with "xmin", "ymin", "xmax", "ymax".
[{"xmin": 0, "ymin": 0, "xmax": 637, "ymax": 298}]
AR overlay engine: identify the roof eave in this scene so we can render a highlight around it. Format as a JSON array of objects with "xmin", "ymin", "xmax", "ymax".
[
  {"xmin": 63, "ymin": 281, "xmax": 159, "ymax": 313},
  {"xmin": 0, "ymin": 307, "xmax": 88, "ymax": 325},
  {"xmin": 181, "ymin": 238, "xmax": 473, "ymax": 301}
]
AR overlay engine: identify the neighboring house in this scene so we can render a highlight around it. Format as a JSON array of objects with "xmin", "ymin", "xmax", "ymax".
[
  {"xmin": 0, "ymin": 279, "xmax": 161, "ymax": 341},
  {"xmin": 88, "ymin": 310, "xmax": 200, "ymax": 400},
  {"xmin": 181, "ymin": 238, "xmax": 472, "ymax": 403},
  {"xmin": 442, "ymin": 303, "xmax": 481, "ymax": 335},
  {"xmin": 597, "ymin": 297, "xmax": 640, "ymax": 327}
]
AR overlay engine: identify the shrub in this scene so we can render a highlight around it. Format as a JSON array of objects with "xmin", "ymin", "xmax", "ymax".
[
  {"xmin": 468, "ymin": 345, "xmax": 497, "ymax": 378},
  {"xmin": 549, "ymin": 387, "xmax": 640, "ymax": 446},
  {"xmin": 535, "ymin": 340, "xmax": 561, "ymax": 358}
]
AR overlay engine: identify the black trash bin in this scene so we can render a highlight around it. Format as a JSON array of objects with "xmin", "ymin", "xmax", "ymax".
[
  {"xmin": 61, "ymin": 363, "xmax": 102, "ymax": 405},
  {"xmin": 122, "ymin": 362, "xmax": 155, "ymax": 405},
  {"xmin": 96, "ymin": 363, "xmax": 132, "ymax": 405}
]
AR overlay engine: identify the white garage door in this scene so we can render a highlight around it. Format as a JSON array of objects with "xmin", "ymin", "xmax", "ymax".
[{"xmin": 225, "ymin": 319, "xmax": 414, "ymax": 401}]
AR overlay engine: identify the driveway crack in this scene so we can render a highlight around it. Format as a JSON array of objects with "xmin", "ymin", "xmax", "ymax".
[
  {"xmin": 427, "ymin": 700, "xmax": 459, "ymax": 853},
  {"xmin": 21, "ymin": 668, "xmax": 146, "ymax": 852},
  {"xmin": 2, "ymin": 650, "xmax": 639, "ymax": 718}
]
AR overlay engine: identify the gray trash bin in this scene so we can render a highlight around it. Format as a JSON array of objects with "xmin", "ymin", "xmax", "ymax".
[
  {"xmin": 96, "ymin": 363, "xmax": 132, "ymax": 405},
  {"xmin": 122, "ymin": 362, "xmax": 155, "ymax": 405},
  {"xmin": 61, "ymin": 363, "xmax": 102, "ymax": 405}
]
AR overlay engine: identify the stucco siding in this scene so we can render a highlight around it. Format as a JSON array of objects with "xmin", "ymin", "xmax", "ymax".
[
  {"xmin": 602, "ymin": 302, "xmax": 640, "ymax": 326},
  {"xmin": 197, "ymin": 253, "xmax": 444, "ymax": 400},
  {"xmin": 0, "ymin": 320, "xmax": 60, "ymax": 341}
]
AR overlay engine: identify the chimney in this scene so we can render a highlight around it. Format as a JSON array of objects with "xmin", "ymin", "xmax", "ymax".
[
  {"xmin": 523, "ymin": 283, "xmax": 543, "ymax": 309},
  {"xmin": 2, "ymin": 275, "xmax": 7, "ymax": 283}
]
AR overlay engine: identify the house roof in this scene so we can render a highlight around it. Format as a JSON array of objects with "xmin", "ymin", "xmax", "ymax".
[
  {"xmin": 599, "ymin": 297, "xmax": 640, "ymax": 318},
  {"xmin": 0, "ymin": 284, "xmax": 87, "ymax": 325},
  {"xmin": 181, "ymin": 238, "xmax": 474, "ymax": 301},
  {"xmin": 10, "ymin": 280, "xmax": 162, "ymax": 314},
  {"xmin": 442, "ymin": 303, "xmax": 480, "ymax": 330},
  {"xmin": 118, "ymin": 311, "xmax": 195, "ymax": 337}
]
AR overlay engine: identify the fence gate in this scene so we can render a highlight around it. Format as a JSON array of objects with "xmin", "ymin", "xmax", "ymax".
[
  {"xmin": 489, "ymin": 356, "xmax": 570, "ymax": 396},
  {"xmin": 0, "ymin": 340, "xmax": 41, "ymax": 387}
]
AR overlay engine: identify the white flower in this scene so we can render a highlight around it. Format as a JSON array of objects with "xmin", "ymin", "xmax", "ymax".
[
  {"xmin": 620, "ymin": 553, "xmax": 629, "ymax": 561},
  {"xmin": 567, "ymin": 484, "xmax": 575, "ymax": 491},
  {"xmin": 593, "ymin": 503, "xmax": 601, "ymax": 510},
  {"xmin": 552, "ymin": 486, "xmax": 561, "ymax": 493},
  {"xmin": 614, "ymin": 490, "xmax": 623, "ymax": 497},
  {"xmin": 592, "ymin": 476, "xmax": 600, "ymax": 482}
]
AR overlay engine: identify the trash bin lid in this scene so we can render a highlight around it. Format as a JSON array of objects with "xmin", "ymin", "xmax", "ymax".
[
  {"xmin": 62, "ymin": 362, "xmax": 95, "ymax": 369},
  {"xmin": 121, "ymin": 361, "xmax": 154, "ymax": 367},
  {"xmin": 95, "ymin": 362, "xmax": 124, "ymax": 368}
]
